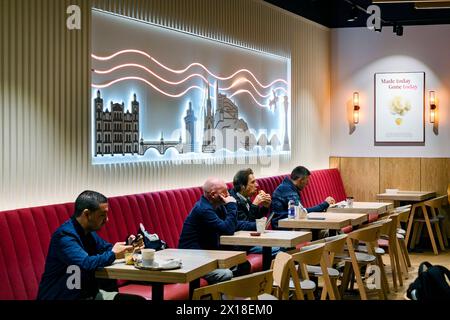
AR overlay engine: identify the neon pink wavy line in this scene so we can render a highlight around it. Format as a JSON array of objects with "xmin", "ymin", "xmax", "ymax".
[
  {"xmin": 220, "ymin": 78, "xmax": 288, "ymax": 98},
  {"xmin": 92, "ymin": 76, "xmax": 203, "ymax": 98},
  {"xmin": 94, "ymin": 63, "xmax": 287, "ymax": 99},
  {"xmin": 91, "ymin": 50, "xmax": 288, "ymax": 89},
  {"xmin": 94, "ymin": 63, "xmax": 210, "ymax": 86},
  {"xmin": 91, "ymin": 77, "xmax": 272, "ymax": 107}
]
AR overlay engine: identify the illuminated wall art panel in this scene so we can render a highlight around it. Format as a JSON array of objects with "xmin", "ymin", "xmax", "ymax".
[{"xmin": 91, "ymin": 9, "xmax": 291, "ymax": 164}]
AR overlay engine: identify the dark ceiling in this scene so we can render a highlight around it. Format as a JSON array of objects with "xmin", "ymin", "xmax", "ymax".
[{"xmin": 264, "ymin": 0, "xmax": 450, "ymax": 28}]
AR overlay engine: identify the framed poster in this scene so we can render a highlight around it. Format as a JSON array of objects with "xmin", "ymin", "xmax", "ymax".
[{"xmin": 374, "ymin": 72, "xmax": 425, "ymax": 146}]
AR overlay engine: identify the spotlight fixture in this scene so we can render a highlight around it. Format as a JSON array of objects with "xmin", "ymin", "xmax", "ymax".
[{"xmin": 393, "ymin": 24, "xmax": 403, "ymax": 36}]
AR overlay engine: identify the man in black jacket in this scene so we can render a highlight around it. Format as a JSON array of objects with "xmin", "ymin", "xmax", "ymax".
[
  {"xmin": 229, "ymin": 168, "xmax": 271, "ymax": 223},
  {"xmin": 229, "ymin": 168, "xmax": 279, "ymax": 255}
]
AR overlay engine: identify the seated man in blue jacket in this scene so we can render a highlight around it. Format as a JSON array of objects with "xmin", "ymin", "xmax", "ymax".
[
  {"xmin": 271, "ymin": 166, "xmax": 335, "ymax": 229},
  {"xmin": 178, "ymin": 177, "xmax": 255, "ymax": 284},
  {"xmin": 37, "ymin": 190, "xmax": 145, "ymax": 300}
]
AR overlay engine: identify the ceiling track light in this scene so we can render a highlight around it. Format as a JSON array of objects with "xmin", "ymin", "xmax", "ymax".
[{"xmin": 393, "ymin": 24, "xmax": 404, "ymax": 36}]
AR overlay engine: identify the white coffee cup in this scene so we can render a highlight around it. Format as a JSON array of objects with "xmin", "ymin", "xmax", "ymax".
[
  {"xmin": 141, "ymin": 248, "xmax": 155, "ymax": 267},
  {"xmin": 256, "ymin": 219, "xmax": 266, "ymax": 234}
]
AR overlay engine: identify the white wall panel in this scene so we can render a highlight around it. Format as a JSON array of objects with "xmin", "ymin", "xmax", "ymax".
[{"xmin": 0, "ymin": 0, "xmax": 330, "ymax": 210}]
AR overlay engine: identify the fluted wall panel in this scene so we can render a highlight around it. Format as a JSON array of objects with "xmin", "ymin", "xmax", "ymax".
[{"xmin": 0, "ymin": 0, "xmax": 330, "ymax": 210}]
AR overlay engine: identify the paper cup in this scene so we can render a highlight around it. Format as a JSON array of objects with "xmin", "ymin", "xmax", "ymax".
[{"xmin": 141, "ymin": 248, "xmax": 155, "ymax": 267}]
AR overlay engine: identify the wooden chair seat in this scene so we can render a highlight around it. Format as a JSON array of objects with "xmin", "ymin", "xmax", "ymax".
[
  {"xmin": 255, "ymin": 293, "xmax": 278, "ymax": 300},
  {"xmin": 289, "ymin": 279, "xmax": 316, "ymax": 291},
  {"xmin": 356, "ymin": 245, "xmax": 386, "ymax": 255},
  {"xmin": 339, "ymin": 252, "xmax": 377, "ymax": 263},
  {"xmin": 307, "ymin": 265, "xmax": 340, "ymax": 277},
  {"xmin": 414, "ymin": 217, "xmax": 439, "ymax": 223}
]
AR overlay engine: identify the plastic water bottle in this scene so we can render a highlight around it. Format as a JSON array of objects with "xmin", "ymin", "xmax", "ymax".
[
  {"xmin": 288, "ymin": 200, "xmax": 296, "ymax": 219},
  {"xmin": 297, "ymin": 203, "xmax": 308, "ymax": 219}
]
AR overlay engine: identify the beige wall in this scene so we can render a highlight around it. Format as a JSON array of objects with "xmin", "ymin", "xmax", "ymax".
[
  {"xmin": 330, "ymin": 157, "xmax": 450, "ymax": 201},
  {"xmin": 0, "ymin": 0, "xmax": 331, "ymax": 210}
]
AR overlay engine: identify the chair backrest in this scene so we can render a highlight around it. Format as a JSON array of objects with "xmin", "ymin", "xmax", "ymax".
[
  {"xmin": 323, "ymin": 234, "xmax": 348, "ymax": 266},
  {"xmin": 424, "ymin": 195, "xmax": 448, "ymax": 218},
  {"xmin": 292, "ymin": 243, "xmax": 326, "ymax": 283},
  {"xmin": 347, "ymin": 223, "xmax": 383, "ymax": 244},
  {"xmin": 390, "ymin": 205, "xmax": 412, "ymax": 224},
  {"xmin": 192, "ymin": 270, "xmax": 274, "ymax": 300},
  {"xmin": 424, "ymin": 195, "xmax": 448, "ymax": 208},
  {"xmin": 292, "ymin": 243, "xmax": 326, "ymax": 267},
  {"xmin": 374, "ymin": 218, "xmax": 395, "ymax": 238},
  {"xmin": 271, "ymin": 252, "xmax": 303, "ymax": 300}
]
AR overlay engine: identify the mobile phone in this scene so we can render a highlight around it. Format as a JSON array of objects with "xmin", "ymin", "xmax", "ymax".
[
  {"xmin": 131, "ymin": 234, "xmax": 143, "ymax": 246},
  {"xmin": 307, "ymin": 216, "xmax": 326, "ymax": 220}
]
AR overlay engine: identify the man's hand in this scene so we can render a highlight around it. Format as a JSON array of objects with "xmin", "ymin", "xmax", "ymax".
[
  {"xmin": 253, "ymin": 191, "xmax": 271, "ymax": 207},
  {"xmin": 261, "ymin": 193, "xmax": 272, "ymax": 207},
  {"xmin": 325, "ymin": 196, "xmax": 336, "ymax": 205},
  {"xmin": 112, "ymin": 242, "xmax": 133, "ymax": 259},
  {"xmin": 219, "ymin": 194, "xmax": 237, "ymax": 204},
  {"xmin": 252, "ymin": 193, "xmax": 265, "ymax": 206}
]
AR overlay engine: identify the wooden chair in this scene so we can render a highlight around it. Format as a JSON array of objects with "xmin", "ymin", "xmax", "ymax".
[
  {"xmin": 341, "ymin": 224, "xmax": 387, "ymax": 300},
  {"xmin": 396, "ymin": 205, "xmax": 412, "ymax": 272},
  {"xmin": 375, "ymin": 216, "xmax": 404, "ymax": 291},
  {"xmin": 410, "ymin": 195, "xmax": 447, "ymax": 254},
  {"xmin": 192, "ymin": 270, "xmax": 275, "ymax": 300},
  {"xmin": 427, "ymin": 195, "xmax": 449, "ymax": 247},
  {"xmin": 300, "ymin": 234, "xmax": 347, "ymax": 300},
  {"xmin": 271, "ymin": 251, "xmax": 303, "ymax": 300},
  {"xmin": 353, "ymin": 219, "xmax": 392, "ymax": 295},
  {"xmin": 291, "ymin": 243, "xmax": 335, "ymax": 300}
]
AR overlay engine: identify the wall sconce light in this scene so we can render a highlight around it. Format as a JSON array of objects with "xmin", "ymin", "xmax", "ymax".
[
  {"xmin": 429, "ymin": 91, "xmax": 437, "ymax": 123},
  {"xmin": 353, "ymin": 92, "xmax": 360, "ymax": 124}
]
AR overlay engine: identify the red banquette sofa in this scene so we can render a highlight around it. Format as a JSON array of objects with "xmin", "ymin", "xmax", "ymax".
[{"xmin": 0, "ymin": 168, "xmax": 366, "ymax": 300}]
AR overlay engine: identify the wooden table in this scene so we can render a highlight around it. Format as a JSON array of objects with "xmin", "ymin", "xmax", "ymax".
[
  {"xmin": 220, "ymin": 230, "xmax": 312, "ymax": 270},
  {"xmin": 376, "ymin": 191, "xmax": 436, "ymax": 203},
  {"xmin": 328, "ymin": 201, "xmax": 394, "ymax": 215},
  {"xmin": 95, "ymin": 248, "xmax": 247, "ymax": 300},
  {"xmin": 279, "ymin": 213, "xmax": 367, "ymax": 235},
  {"xmin": 376, "ymin": 191, "xmax": 437, "ymax": 252}
]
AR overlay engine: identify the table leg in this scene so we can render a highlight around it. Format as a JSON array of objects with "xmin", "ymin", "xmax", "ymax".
[
  {"xmin": 152, "ymin": 283, "xmax": 164, "ymax": 301},
  {"xmin": 312, "ymin": 229, "xmax": 320, "ymax": 240},
  {"xmin": 189, "ymin": 278, "xmax": 201, "ymax": 299},
  {"xmin": 405, "ymin": 203, "xmax": 418, "ymax": 248},
  {"xmin": 262, "ymin": 247, "xmax": 272, "ymax": 270}
]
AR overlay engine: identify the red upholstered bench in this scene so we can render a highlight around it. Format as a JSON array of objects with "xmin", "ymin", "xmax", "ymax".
[{"xmin": 0, "ymin": 168, "xmax": 351, "ymax": 300}]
